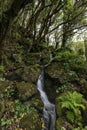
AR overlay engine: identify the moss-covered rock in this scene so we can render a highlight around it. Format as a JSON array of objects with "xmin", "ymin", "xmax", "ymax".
[
  {"xmin": 23, "ymin": 49, "xmax": 50, "ymax": 65},
  {"xmin": 4, "ymin": 64, "xmax": 41, "ymax": 82},
  {"xmin": 44, "ymin": 74, "xmax": 57, "ymax": 103},
  {"xmin": 31, "ymin": 94, "xmax": 43, "ymax": 109},
  {"xmin": 0, "ymin": 100, "xmax": 5, "ymax": 118},
  {"xmin": 46, "ymin": 61, "xmax": 79, "ymax": 82},
  {"xmin": 46, "ymin": 62, "xmax": 65, "ymax": 79},
  {"xmin": 56, "ymin": 117, "xmax": 66, "ymax": 130},
  {"xmin": 16, "ymin": 82, "xmax": 37, "ymax": 101},
  {"xmin": 21, "ymin": 65, "xmax": 41, "ymax": 82},
  {"xmin": 56, "ymin": 117, "xmax": 72, "ymax": 130},
  {"xmin": 24, "ymin": 53, "xmax": 41, "ymax": 65},
  {"xmin": 0, "ymin": 80, "xmax": 13, "ymax": 94},
  {"xmin": 55, "ymin": 98, "xmax": 63, "ymax": 117},
  {"xmin": 20, "ymin": 108, "xmax": 42, "ymax": 130}
]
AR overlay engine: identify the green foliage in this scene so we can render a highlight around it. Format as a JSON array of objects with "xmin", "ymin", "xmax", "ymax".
[
  {"xmin": 0, "ymin": 77, "xmax": 5, "ymax": 81},
  {"xmin": 1, "ymin": 99, "xmax": 30, "ymax": 128},
  {"xmin": 69, "ymin": 56, "xmax": 87, "ymax": 72},
  {"xmin": 4, "ymin": 86, "xmax": 15, "ymax": 98},
  {"xmin": 54, "ymin": 50, "xmax": 87, "ymax": 72},
  {"xmin": 56, "ymin": 84, "xmax": 68, "ymax": 94},
  {"xmin": 0, "ymin": 65, "xmax": 4, "ymax": 72},
  {"xmin": 54, "ymin": 50, "xmax": 77, "ymax": 62},
  {"xmin": 14, "ymin": 100, "xmax": 30, "ymax": 118},
  {"xmin": 64, "ymin": 0, "xmax": 74, "ymax": 13},
  {"xmin": 59, "ymin": 91, "xmax": 86, "ymax": 126},
  {"xmin": 1, "ymin": 118, "xmax": 11, "ymax": 127}
]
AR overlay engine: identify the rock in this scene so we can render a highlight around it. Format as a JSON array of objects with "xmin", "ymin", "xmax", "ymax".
[
  {"xmin": 0, "ymin": 80, "xmax": 13, "ymax": 94},
  {"xmin": 24, "ymin": 53, "xmax": 41, "ymax": 65},
  {"xmin": 20, "ymin": 108, "xmax": 42, "ymax": 130},
  {"xmin": 56, "ymin": 117, "xmax": 72, "ymax": 130},
  {"xmin": 16, "ymin": 82, "xmax": 37, "ymax": 101},
  {"xmin": 21, "ymin": 65, "xmax": 41, "ymax": 82},
  {"xmin": 46, "ymin": 62, "xmax": 65, "ymax": 79},
  {"xmin": 44, "ymin": 74, "xmax": 57, "ymax": 103},
  {"xmin": 56, "ymin": 117, "xmax": 66, "ymax": 130},
  {"xmin": 0, "ymin": 100, "xmax": 5, "ymax": 118},
  {"xmin": 55, "ymin": 100, "xmax": 63, "ymax": 117}
]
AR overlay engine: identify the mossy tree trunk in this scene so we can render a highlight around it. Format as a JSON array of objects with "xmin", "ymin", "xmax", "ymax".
[
  {"xmin": 84, "ymin": 40, "xmax": 87, "ymax": 61},
  {"xmin": 0, "ymin": 0, "xmax": 32, "ymax": 63}
]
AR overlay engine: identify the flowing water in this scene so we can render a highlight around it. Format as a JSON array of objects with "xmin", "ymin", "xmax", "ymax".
[{"xmin": 37, "ymin": 70, "xmax": 56, "ymax": 130}]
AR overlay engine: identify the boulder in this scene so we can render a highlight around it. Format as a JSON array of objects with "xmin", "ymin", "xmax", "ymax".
[
  {"xmin": 16, "ymin": 82, "xmax": 37, "ymax": 101},
  {"xmin": 20, "ymin": 108, "xmax": 42, "ymax": 130}
]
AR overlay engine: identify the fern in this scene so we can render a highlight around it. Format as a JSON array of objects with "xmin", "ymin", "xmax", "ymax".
[
  {"xmin": 66, "ymin": 111, "xmax": 74, "ymax": 123},
  {"xmin": 59, "ymin": 91, "xmax": 86, "ymax": 126}
]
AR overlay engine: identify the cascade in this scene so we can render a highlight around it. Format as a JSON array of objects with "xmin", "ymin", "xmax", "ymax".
[{"xmin": 37, "ymin": 70, "xmax": 56, "ymax": 130}]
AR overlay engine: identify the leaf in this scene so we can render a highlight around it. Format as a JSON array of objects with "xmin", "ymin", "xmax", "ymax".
[
  {"xmin": 61, "ymin": 101, "xmax": 71, "ymax": 109},
  {"xmin": 66, "ymin": 111, "xmax": 74, "ymax": 123}
]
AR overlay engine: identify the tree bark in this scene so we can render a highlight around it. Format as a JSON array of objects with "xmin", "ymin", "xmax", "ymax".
[{"xmin": 84, "ymin": 39, "xmax": 87, "ymax": 61}]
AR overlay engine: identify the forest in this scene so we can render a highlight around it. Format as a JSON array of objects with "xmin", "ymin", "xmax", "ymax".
[{"xmin": 0, "ymin": 0, "xmax": 87, "ymax": 130}]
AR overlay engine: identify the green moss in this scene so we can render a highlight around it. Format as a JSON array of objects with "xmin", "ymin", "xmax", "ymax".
[
  {"xmin": 20, "ymin": 108, "xmax": 41, "ymax": 130},
  {"xmin": 0, "ymin": 81, "xmax": 12, "ymax": 94},
  {"xmin": 24, "ymin": 53, "xmax": 41, "ymax": 65},
  {"xmin": 16, "ymin": 82, "xmax": 37, "ymax": 101},
  {"xmin": 31, "ymin": 95, "xmax": 43, "ymax": 108},
  {"xmin": 21, "ymin": 65, "xmax": 41, "ymax": 82},
  {"xmin": 46, "ymin": 62, "xmax": 65, "ymax": 79},
  {"xmin": 56, "ymin": 117, "xmax": 66, "ymax": 130},
  {"xmin": 0, "ymin": 100, "xmax": 5, "ymax": 118}
]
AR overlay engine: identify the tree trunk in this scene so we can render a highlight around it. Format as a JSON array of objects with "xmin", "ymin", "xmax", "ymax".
[
  {"xmin": 0, "ymin": 0, "xmax": 32, "ymax": 63},
  {"xmin": 84, "ymin": 39, "xmax": 87, "ymax": 61},
  {"xmin": 61, "ymin": 23, "xmax": 68, "ymax": 48}
]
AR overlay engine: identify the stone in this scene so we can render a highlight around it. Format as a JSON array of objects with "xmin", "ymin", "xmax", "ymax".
[
  {"xmin": 16, "ymin": 82, "xmax": 37, "ymax": 101},
  {"xmin": 20, "ymin": 108, "xmax": 42, "ymax": 130}
]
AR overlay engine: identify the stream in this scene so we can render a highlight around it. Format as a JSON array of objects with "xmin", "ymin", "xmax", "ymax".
[{"xmin": 37, "ymin": 70, "xmax": 56, "ymax": 130}]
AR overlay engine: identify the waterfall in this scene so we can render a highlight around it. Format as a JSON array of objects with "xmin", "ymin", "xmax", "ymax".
[{"xmin": 37, "ymin": 70, "xmax": 56, "ymax": 130}]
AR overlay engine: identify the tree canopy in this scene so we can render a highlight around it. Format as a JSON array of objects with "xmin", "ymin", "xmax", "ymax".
[{"xmin": 0, "ymin": 0, "xmax": 87, "ymax": 62}]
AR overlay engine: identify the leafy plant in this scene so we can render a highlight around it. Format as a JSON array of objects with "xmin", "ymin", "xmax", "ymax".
[
  {"xmin": 54, "ymin": 50, "xmax": 87, "ymax": 72},
  {"xmin": 54, "ymin": 50, "xmax": 76, "ymax": 62},
  {"xmin": 4, "ymin": 86, "xmax": 15, "ymax": 98},
  {"xmin": 0, "ymin": 65, "xmax": 4, "ymax": 72},
  {"xmin": 56, "ymin": 84, "xmax": 68, "ymax": 94},
  {"xmin": 1, "ymin": 100, "xmax": 30, "ymax": 129},
  {"xmin": 14, "ymin": 100, "xmax": 30, "ymax": 118},
  {"xmin": 59, "ymin": 91, "xmax": 86, "ymax": 127}
]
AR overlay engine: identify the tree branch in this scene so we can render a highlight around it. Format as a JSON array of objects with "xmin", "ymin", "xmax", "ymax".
[{"xmin": 0, "ymin": 0, "xmax": 32, "ymax": 44}]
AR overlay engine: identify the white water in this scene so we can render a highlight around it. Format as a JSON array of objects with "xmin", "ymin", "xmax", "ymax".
[{"xmin": 37, "ymin": 70, "xmax": 56, "ymax": 130}]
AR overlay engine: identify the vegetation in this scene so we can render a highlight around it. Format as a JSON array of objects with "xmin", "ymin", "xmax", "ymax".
[
  {"xmin": 0, "ymin": 0, "xmax": 87, "ymax": 130},
  {"xmin": 59, "ymin": 91, "xmax": 86, "ymax": 127}
]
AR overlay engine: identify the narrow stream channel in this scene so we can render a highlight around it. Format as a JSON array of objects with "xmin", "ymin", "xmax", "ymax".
[{"xmin": 37, "ymin": 70, "xmax": 56, "ymax": 130}]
